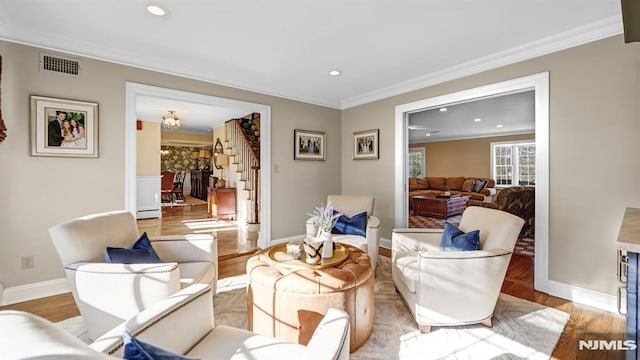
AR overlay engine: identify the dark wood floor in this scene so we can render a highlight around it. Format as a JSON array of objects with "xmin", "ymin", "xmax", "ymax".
[{"xmin": 0, "ymin": 205, "xmax": 625, "ymax": 359}]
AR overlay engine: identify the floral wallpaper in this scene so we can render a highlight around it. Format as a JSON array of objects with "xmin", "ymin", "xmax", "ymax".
[{"xmin": 161, "ymin": 145, "xmax": 213, "ymax": 172}]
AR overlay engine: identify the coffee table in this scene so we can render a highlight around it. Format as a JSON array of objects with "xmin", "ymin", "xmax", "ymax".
[
  {"xmin": 412, "ymin": 194, "xmax": 470, "ymax": 218},
  {"xmin": 246, "ymin": 243, "xmax": 374, "ymax": 352}
]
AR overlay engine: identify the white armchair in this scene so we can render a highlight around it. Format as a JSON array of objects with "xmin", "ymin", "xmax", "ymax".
[
  {"xmin": 0, "ymin": 285, "xmax": 351, "ymax": 360},
  {"xmin": 392, "ymin": 206, "xmax": 524, "ymax": 333},
  {"xmin": 48, "ymin": 210, "xmax": 217, "ymax": 340},
  {"xmin": 306, "ymin": 195, "xmax": 381, "ymax": 267}
]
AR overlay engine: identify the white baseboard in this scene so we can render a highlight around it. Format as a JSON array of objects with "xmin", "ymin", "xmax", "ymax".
[
  {"xmin": 270, "ymin": 234, "xmax": 306, "ymax": 246},
  {"xmin": 1, "ymin": 278, "xmax": 70, "ymax": 306},
  {"xmin": 381, "ymin": 236, "xmax": 618, "ymax": 313},
  {"xmin": 546, "ymin": 279, "xmax": 618, "ymax": 314},
  {"xmin": 1, "ymin": 245, "xmax": 616, "ymax": 315}
]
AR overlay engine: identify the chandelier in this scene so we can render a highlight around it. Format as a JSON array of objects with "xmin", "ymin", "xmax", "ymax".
[{"xmin": 162, "ymin": 110, "xmax": 180, "ymax": 130}]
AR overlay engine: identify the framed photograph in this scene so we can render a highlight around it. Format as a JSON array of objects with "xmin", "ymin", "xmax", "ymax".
[
  {"xmin": 30, "ymin": 96, "xmax": 98, "ymax": 158},
  {"xmin": 353, "ymin": 129, "xmax": 379, "ymax": 160},
  {"xmin": 294, "ymin": 129, "xmax": 326, "ymax": 160}
]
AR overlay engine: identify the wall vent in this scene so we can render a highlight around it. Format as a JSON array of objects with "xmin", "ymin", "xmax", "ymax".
[{"xmin": 39, "ymin": 53, "xmax": 82, "ymax": 76}]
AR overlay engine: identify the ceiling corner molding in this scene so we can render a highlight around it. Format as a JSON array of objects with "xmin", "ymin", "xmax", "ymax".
[
  {"xmin": 0, "ymin": 27, "xmax": 342, "ymax": 110},
  {"xmin": 340, "ymin": 15, "xmax": 623, "ymax": 110}
]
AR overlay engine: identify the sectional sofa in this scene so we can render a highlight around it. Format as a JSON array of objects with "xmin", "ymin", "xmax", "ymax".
[{"xmin": 408, "ymin": 176, "xmax": 496, "ymax": 209}]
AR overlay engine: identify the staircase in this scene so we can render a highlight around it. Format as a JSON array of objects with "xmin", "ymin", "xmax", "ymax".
[{"xmin": 225, "ymin": 113, "xmax": 260, "ymax": 230}]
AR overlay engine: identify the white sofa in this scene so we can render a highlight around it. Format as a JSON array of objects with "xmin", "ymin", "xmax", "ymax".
[
  {"xmin": 392, "ymin": 206, "xmax": 524, "ymax": 333},
  {"xmin": 307, "ymin": 195, "xmax": 381, "ymax": 267},
  {"xmin": 0, "ymin": 284, "xmax": 350, "ymax": 360},
  {"xmin": 49, "ymin": 210, "xmax": 218, "ymax": 340}
]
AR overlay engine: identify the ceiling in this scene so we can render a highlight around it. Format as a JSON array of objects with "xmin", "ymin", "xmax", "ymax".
[
  {"xmin": 0, "ymin": 1, "xmax": 622, "ymax": 112},
  {"xmin": 137, "ymin": 96, "xmax": 250, "ymax": 135},
  {"xmin": 408, "ymin": 90, "xmax": 535, "ymax": 143}
]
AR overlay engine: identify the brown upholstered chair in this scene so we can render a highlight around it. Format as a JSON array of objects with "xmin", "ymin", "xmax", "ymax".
[
  {"xmin": 160, "ymin": 171, "xmax": 175, "ymax": 203},
  {"xmin": 493, "ymin": 186, "xmax": 535, "ymax": 237}
]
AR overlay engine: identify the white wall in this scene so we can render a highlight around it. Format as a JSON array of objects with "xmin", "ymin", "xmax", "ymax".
[
  {"xmin": 0, "ymin": 40, "xmax": 341, "ymax": 288},
  {"xmin": 341, "ymin": 35, "xmax": 640, "ymax": 296}
]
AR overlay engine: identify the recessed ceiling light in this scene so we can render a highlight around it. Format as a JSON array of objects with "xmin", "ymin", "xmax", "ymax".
[
  {"xmin": 425, "ymin": 133, "xmax": 431, "ymax": 136},
  {"xmin": 439, "ymin": 108, "xmax": 447, "ymax": 112},
  {"xmin": 146, "ymin": 4, "xmax": 167, "ymax": 16},
  {"xmin": 474, "ymin": 118, "xmax": 481, "ymax": 122},
  {"xmin": 328, "ymin": 69, "xmax": 341, "ymax": 76},
  {"xmin": 496, "ymin": 124, "xmax": 503, "ymax": 128}
]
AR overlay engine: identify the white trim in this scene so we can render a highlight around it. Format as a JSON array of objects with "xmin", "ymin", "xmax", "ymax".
[
  {"xmin": 412, "ymin": 130, "xmax": 535, "ymax": 144},
  {"xmin": 394, "ymin": 72, "xmax": 550, "ymax": 293},
  {"xmin": 125, "ymin": 82, "xmax": 272, "ymax": 248},
  {"xmin": 380, "ymin": 237, "xmax": 392, "ymax": 250},
  {"xmin": 0, "ymin": 16, "xmax": 620, "ymax": 111},
  {"xmin": 0, "ymin": 33, "xmax": 341, "ymax": 110},
  {"xmin": 2, "ymin": 267, "xmax": 615, "ymax": 314},
  {"xmin": 271, "ymin": 234, "xmax": 307, "ymax": 246},
  {"xmin": 343, "ymin": 16, "xmax": 621, "ymax": 109},
  {"xmin": 546, "ymin": 280, "xmax": 618, "ymax": 313},
  {"xmin": 1, "ymin": 278, "xmax": 69, "ymax": 306}
]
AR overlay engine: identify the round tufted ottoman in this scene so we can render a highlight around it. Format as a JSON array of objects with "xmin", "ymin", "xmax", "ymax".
[{"xmin": 246, "ymin": 244, "xmax": 374, "ymax": 352}]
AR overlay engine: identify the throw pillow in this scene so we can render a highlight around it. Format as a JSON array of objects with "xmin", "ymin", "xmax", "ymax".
[
  {"xmin": 332, "ymin": 211, "xmax": 367, "ymax": 237},
  {"xmin": 105, "ymin": 232, "xmax": 162, "ymax": 264},
  {"xmin": 471, "ymin": 179, "xmax": 488, "ymax": 193},
  {"xmin": 123, "ymin": 330, "xmax": 196, "ymax": 360},
  {"xmin": 408, "ymin": 177, "xmax": 418, "ymax": 191},
  {"xmin": 416, "ymin": 177, "xmax": 429, "ymax": 189},
  {"xmin": 462, "ymin": 179, "xmax": 474, "ymax": 192},
  {"xmin": 440, "ymin": 222, "xmax": 480, "ymax": 252}
]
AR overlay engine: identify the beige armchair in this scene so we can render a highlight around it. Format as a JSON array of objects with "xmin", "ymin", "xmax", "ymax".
[
  {"xmin": 392, "ymin": 206, "xmax": 524, "ymax": 333},
  {"xmin": 306, "ymin": 195, "xmax": 381, "ymax": 267},
  {"xmin": 1, "ymin": 284, "xmax": 351, "ymax": 360},
  {"xmin": 49, "ymin": 210, "xmax": 217, "ymax": 340}
]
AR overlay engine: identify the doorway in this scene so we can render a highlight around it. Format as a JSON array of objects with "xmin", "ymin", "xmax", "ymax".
[
  {"xmin": 394, "ymin": 72, "xmax": 549, "ymax": 292},
  {"xmin": 124, "ymin": 82, "xmax": 272, "ymax": 248}
]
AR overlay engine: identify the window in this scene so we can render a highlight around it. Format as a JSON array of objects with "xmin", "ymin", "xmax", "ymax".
[
  {"xmin": 408, "ymin": 148, "xmax": 425, "ymax": 177},
  {"xmin": 491, "ymin": 141, "xmax": 535, "ymax": 186}
]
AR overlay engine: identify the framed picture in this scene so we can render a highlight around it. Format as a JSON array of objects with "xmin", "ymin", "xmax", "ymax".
[
  {"xmin": 294, "ymin": 129, "xmax": 326, "ymax": 160},
  {"xmin": 30, "ymin": 96, "xmax": 99, "ymax": 158},
  {"xmin": 353, "ymin": 129, "xmax": 379, "ymax": 160}
]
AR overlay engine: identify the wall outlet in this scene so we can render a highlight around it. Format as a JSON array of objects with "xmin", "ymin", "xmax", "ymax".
[{"xmin": 21, "ymin": 256, "xmax": 34, "ymax": 269}]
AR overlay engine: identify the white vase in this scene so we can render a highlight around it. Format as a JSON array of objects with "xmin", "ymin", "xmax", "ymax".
[
  {"xmin": 320, "ymin": 231, "xmax": 334, "ymax": 258},
  {"xmin": 303, "ymin": 237, "xmax": 323, "ymax": 265}
]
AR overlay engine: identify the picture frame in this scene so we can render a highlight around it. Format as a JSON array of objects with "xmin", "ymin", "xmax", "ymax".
[
  {"xmin": 294, "ymin": 129, "xmax": 326, "ymax": 160},
  {"xmin": 30, "ymin": 95, "xmax": 99, "ymax": 158},
  {"xmin": 353, "ymin": 129, "xmax": 379, "ymax": 160}
]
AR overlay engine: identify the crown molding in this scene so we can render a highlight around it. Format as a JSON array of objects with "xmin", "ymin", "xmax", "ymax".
[
  {"xmin": 341, "ymin": 15, "xmax": 623, "ymax": 109},
  {"xmin": 0, "ymin": 26, "xmax": 342, "ymax": 110},
  {"xmin": 0, "ymin": 16, "xmax": 623, "ymax": 111}
]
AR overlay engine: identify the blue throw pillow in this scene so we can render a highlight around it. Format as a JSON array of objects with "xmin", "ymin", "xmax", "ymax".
[
  {"xmin": 332, "ymin": 211, "xmax": 367, "ymax": 237},
  {"xmin": 440, "ymin": 222, "xmax": 480, "ymax": 251},
  {"xmin": 105, "ymin": 232, "xmax": 162, "ymax": 263},
  {"xmin": 123, "ymin": 330, "xmax": 197, "ymax": 360}
]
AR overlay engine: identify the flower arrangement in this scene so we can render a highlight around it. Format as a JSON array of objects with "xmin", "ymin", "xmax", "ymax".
[{"xmin": 307, "ymin": 202, "xmax": 342, "ymax": 237}]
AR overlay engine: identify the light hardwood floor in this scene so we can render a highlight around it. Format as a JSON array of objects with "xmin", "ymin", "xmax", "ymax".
[{"xmin": 0, "ymin": 204, "xmax": 625, "ymax": 359}]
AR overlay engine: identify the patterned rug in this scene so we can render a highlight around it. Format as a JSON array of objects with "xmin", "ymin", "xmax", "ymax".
[
  {"xmin": 409, "ymin": 214, "xmax": 535, "ymax": 257},
  {"xmin": 57, "ymin": 257, "xmax": 569, "ymax": 359}
]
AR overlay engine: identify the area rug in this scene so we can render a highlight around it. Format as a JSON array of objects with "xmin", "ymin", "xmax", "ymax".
[
  {"xmin": 57, "ymin": 257, "xmax": 568, "ymax": 359},
  {"xmin": 409, "ymin": 214, "xmax": 535, "ymax": 257}
]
